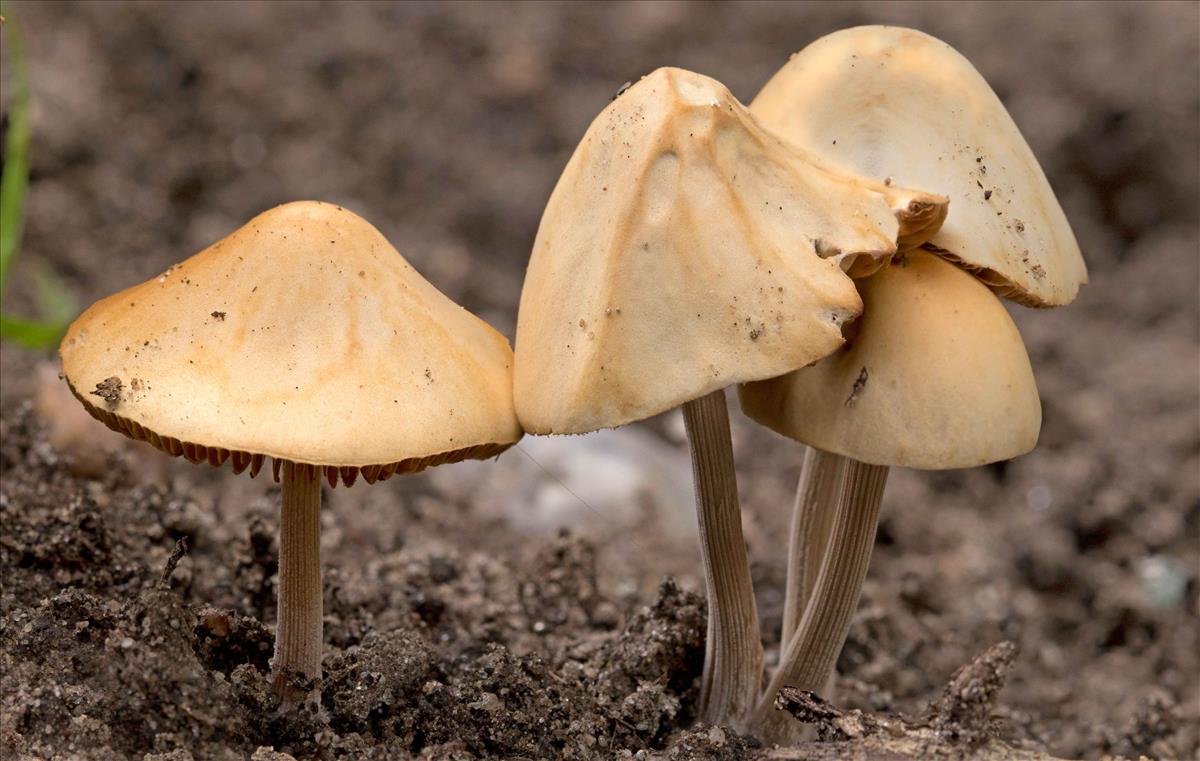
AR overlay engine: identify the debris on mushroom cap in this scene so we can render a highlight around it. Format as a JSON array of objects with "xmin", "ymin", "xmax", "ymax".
[
  {"xmin": 752, "ymin": 26, "xmax": 1087, "ymax": 307},
  {"xmin": 59, "ymin": 201, "xmax": 522, "ymax": 485},
  {"xmin": 514, "ymin": 67, "xmax": 947, "ymax": 436},
  {"xmin": 739, "ymin": 248, "xmax": 1041, "ymax": 470}
]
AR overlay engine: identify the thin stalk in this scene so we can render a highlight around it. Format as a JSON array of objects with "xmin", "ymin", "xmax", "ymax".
[
  {"xmin": 780, "ymin": 447, "xmax": 846, "ymax": 645},
  {"xmin": 273, "ymin": 461, "xmax": 323, "ymax": 705},
  {"xmin": 753, "ymin": 458, "xmax": 887, "ymax": 736},
  {"xmin": 682, "ymin": 389, "xmax": 763, "ymax": 730}
]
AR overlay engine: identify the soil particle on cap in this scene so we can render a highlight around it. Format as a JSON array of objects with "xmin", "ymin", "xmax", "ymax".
[
  {"xmin": 845, "ymin": 366, "xmax": 868, "ymax": 406},
  {"xmin": 211, "ymin": 311, "xmax": 226, "ymax": 321},
  {"xmin": 90, "ymin": 376, "xmax": 123, "ymax": 405}
]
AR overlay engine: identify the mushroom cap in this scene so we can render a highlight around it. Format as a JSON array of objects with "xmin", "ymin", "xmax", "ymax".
[
  {"xmin": 739, "ymin": 249, "xmax": 1041, "ymax": 470},
  {"xmin": 751, "ymin": 25, "xmax": 1087, "ymax": 307},
  {"xmin": 60, "ymin": 201, "xmax": 522, "ymax": 486},
  {"xmin": 514, "ymin": 67, "xmax": 947, "ymax": 435}
]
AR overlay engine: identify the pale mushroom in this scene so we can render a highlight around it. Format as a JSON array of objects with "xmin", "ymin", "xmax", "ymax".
[
  {"xmin": 739, "ymin": 26, "xmax": 1087, "ymax": 739},
  {"xmin": 514, "ymin": 67, "xmax": 946, "ymax": 729},
  {"xmin": 741, "ymin": 250, "xmax": 1040, "ymax": 733},
  {"xmin": 60, "ymin": 201, "xmax": 521, "ymax": 704},
  {"xmin": 751, "ymin": 25, "xmax": 1086, "ymax": 307}
]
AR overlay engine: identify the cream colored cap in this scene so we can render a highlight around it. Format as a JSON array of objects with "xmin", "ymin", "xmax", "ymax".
[
  {"xmin": 60, "ymin": 201, "xmax": 522, "ymax": 486},
  {"xmin": 752, "ymin": 26, "xmax": 1087, "ymax": 307},
  {"xmin": 514, "ymin": 67, "xmax": 948, "ymax": 435},
  {"xmin": 739, "ymin": 249, "xmax": 1041, "ymax": 470}
]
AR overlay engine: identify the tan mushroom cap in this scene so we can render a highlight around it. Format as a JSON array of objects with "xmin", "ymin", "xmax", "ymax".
[
  {"xmin": 739, "ymin": 249, "xmax": 1041, "ymax": 470},
  {"xmin": 514, "ymin": 67, "xmax": 947, "ymax": 435},
  {"xmin": 751, "ymin": 25, "xmax": 1087, "ymax": 307},
  {"xmin": 60, "ymin": 201, "xmax": 522, "ymax": 487}
]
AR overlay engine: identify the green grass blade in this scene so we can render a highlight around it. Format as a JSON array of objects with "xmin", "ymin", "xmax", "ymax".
[
  {"xmin": 0, "ymin": 10, "xmax": 76, "ymax": 350},
  {"xmin": 32, "ymin": 260, "xmax": 75, "ymax": 325},
  {"xmin": 0, "ymin": 312, "xmax": 62, "ymax": 349},
  {"xmin": 0, "ymin": 9, "xmax": 31, "ymax": 295}
]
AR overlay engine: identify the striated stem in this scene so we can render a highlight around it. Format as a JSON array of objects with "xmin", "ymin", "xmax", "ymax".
[
  {"xmin": 780, "ymin": 447, "xmax": 846, "ymax": 645},
  {"xmin": 683, "ymin": 390, "xmax": 764, "ymax": 730},
  {"xmin": 754, "ymin": 458, "xmax": 887, "ymax": 738},
  {"xmin": 273, "ymin": 461, "xmax": 323, "ymax": 705}
]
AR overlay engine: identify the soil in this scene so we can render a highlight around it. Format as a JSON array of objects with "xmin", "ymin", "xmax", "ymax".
[{"xmin": 1, "ymin": 2, "xmax": 1197, "ymax": 760}]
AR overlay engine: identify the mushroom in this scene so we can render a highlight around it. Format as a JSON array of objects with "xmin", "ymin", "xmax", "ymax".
[
  {"xmin": 750, "ymin": 25, "xmax": 1086, "ymax": 307},
  {"xmin": 59, "ymin": 201, "xmax": 521, "ymax": 704},
  {"xmin": 740, "ymin": 249, "xmax": 1041, "ymax": 734},
  {"xmin": 738, "ymin": 26, "xmax": 1087, "ymax": 738},
  {"xmin": 513, "ymin": 67, "xmax": 946, "ymax": 729}
]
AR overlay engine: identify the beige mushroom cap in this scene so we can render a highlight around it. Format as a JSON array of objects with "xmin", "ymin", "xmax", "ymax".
[
  {"xmin": 739, "ymin": 249, "xmax": 1041, "ymax": 470},
  {"xmin": 60, "ymin": 201, "xmax": 522, "ymax": 486},
  {"xmin": 514, "ymin": 67, "xmax": 948, "ymax": 435},
  {"xmin": 752, "ymin": 25, "xmax": 1087, "ymax": 307}
]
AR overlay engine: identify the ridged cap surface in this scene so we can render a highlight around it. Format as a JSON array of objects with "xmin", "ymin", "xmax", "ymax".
[{"xmin": 515, "ymin": 67, "xmax": 947, "ymax": 435}]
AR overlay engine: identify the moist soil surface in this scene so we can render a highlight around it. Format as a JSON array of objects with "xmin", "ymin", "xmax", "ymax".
[{"xmin": 1, "ymin": 3, "xmax": 1197, "ymax": 760}]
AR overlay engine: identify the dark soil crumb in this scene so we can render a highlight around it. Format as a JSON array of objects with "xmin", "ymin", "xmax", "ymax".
[
  {"xmin": 1, "ymin": 408, "xmax": 711, "ymax": 759},
  {"xmin": 768, "ymin": 643, "xmax": 1071, "ymax": 760},
  {"xmin": 656, "ymin": 724, "xmax": 750, "ymax": 760},
  {"xmin": 930, "ymin": 640, "xmax": 1018, "ymax": 747},
  {"xmin": 1104, "ymin": 691, "xmax": 1183, "ymax": 761}
]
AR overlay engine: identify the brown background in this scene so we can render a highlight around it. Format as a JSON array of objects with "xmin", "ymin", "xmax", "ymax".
[{"xmin": 1, "ymin": 2, "xmax": 1197, "ymax": 759}]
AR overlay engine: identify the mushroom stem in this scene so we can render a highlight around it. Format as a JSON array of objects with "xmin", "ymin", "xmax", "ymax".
[
  {"xmin": 754, "ymin": 458, "xmax": 887, "ymax": 738},
  {"xmin": 273, "ymin": 461, "xmax": 323, "ymax": 705},
  {"xmin": 682, "ymin": 389, "xmax": 764, "ymax": 730},
  {"xmin": 780, "ymin": 447, "xmax": 846, "ymax": 645}
]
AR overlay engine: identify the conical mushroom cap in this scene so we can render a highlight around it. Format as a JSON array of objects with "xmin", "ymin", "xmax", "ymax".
[
  {"xmin": 514, "ymin": 67, "xmax": 948, "ymax": 435},
  {"xmin": 751, "ymin": 26, "xmax": 1087, "ymax": 307},
  {"xmin": 739, "ymin": 249, "xmax": 1041, "ymax": 470},
  {"xmin": 60, "ymin": 201, "xmax": 522, "ymax": 486}
]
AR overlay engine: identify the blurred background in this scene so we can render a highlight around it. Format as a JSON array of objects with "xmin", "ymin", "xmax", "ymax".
[{"xmin": 1, "ymin": 2, "xmax": 1196, "ymax": 759}]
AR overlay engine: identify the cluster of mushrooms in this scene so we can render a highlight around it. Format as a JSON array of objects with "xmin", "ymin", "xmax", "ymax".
[{"xmin": 58, "ymin": 27, "xmax": 1085, "ymax": 741}]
